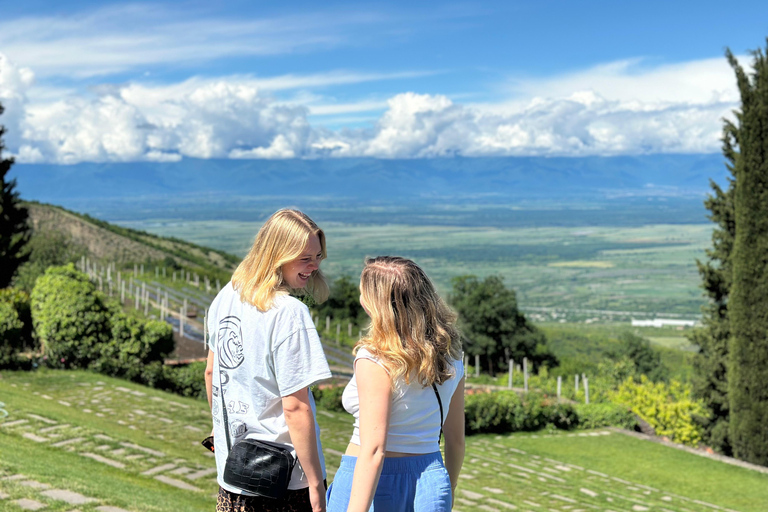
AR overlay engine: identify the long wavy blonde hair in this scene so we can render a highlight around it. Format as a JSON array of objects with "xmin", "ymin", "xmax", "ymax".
[
  {"xmin": 231, "ymin": 209, "xmax": 329, "ymax": 311},
  {"xmin": 358, "ymin": 256, "xmax": 462, "ymax": 387}
]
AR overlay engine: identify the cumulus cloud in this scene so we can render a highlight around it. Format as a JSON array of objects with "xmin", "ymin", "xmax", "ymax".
[
  {"xmin": 0, "ymin": 52, "xmax": 741, "ymax": 163},
  {"xmin": 0, "ymin": 53, "xmax": 34, "ymax": 151}
]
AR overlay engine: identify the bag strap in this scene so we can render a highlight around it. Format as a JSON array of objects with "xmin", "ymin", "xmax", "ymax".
[
  {"xmin": 220, "ymin": 369, "xmax": 232, "ymax": 452},
  {"xmin": 431, "ymin": 383, "xmax": 444, "ymax": 445}
]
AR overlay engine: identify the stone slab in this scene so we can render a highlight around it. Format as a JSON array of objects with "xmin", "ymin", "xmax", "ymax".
[
  {"xmin": 26, "ymin": 414, "xmax": 56, "ymax": 424},
  {"xmin": 81, "ymin": 453, "xmax": 126, "ymax": 469},
  {"xmin": 186, "ymin": 468, "xmax": 217, "ymax": 480},
  {"xmin": 95, "ymin": 507, "xmax": 131, "ymax": 512},
  {"xmin": 1, "ymin": 474, "xmax": 27, "ymax": 481},
  {"xmin": 141, "ymin": 464, "xmax": 176, "ymax": 476},
  {"xmin": 13, "ymin": 499, "xmax": 47, "ymax": 510},
  {"xmin": 0, "ymin": 491, "xmax": 8, "ymax": 499},
  {"xmin": 52, "ymin": 437, "xmax": 85, "ymax": 448},
  {"xmin": 40, "ymin": 489, "xmax": 97, "ymax": 505},
  {"xmin": 154, "ymin": 475, "xmax": 201, "ymax": 491},
  {"xmin": 580, "ymin": 488, "xmax": 598, "ymax": 498},
  {"xmin": 119, "ymin": 442, "xmax": 164, "ymax": 457},
  {"xmin": 23, "ymin": 433, "xmax": 49, "ymax": 443},
  {"xmin": 460, "ymin": 490, "xmax": 484, "ymax": 500},
  {"xmin": 20, "ymin": 480, "xmax": 51, "ymax": 489},
  {"xmin": 0, "ymin": 419, "xmax": 29, "ymax": 427},
  {"xmin": 486, "ymin": 499, "xmax": 517, "ymax": 510}
]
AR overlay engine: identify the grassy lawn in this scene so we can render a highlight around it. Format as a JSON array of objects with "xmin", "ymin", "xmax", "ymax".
[{"xmin": 2, "ymin": 369, "xmax": 766, "ymax": 512}]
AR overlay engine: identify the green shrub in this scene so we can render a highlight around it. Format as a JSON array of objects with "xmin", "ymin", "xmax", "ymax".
[
  {"xmin": 612, "ymin": 375, "xmax": 705, "ymax": 446},
  {"xmin": 312, "ymin": 385, "xmax": 346, "ymax": 412},
  {"xmin": 575, "ymin": 403, "xmax": 638, "ymax": 430},
  {"xmin": 463, "ymin": 391, "xmax": 577, "ymax": 435},
  {"xmin": 0, "ymin": 300, "xmax": 24, "ymax": 366},
  {"xmin": 139, "ymin": 361, "xmax": 207, "ymax": 400},
  {"xmin": 91, "ymin": 312, "xmax": 173, "ymax": 378},
  {"xmin": 31, "ymin": 264, "xmax": 110, "ymax": 368},
  {"xmin": 0, "ymin": 288, "xmax": 33, "ymax": 348}
]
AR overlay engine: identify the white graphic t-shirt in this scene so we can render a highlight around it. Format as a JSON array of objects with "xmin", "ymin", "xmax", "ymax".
[{"xmin": 207, "ymin": 283, "xmax": 332, "ymax": 493}]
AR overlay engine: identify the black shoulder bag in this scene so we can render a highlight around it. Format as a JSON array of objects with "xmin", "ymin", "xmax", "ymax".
[{"xmin": 220, "ymin": 370, "xmax": 297, "ymax": 499}]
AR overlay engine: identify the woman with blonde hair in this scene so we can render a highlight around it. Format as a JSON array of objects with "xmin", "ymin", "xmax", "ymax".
[
  {"xmin": 326, "ymin": 256, "xmax": 465, "ymax": 512},
  {"xmin": 205, "ymin": 208, "xmax": 332, "ymax": 512}
]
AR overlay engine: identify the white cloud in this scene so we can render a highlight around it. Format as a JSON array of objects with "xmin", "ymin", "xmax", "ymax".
[
  {"xmin": 506, "ymin": 57, "xmax": 739, "ymax": 106},
  {"xmin": 0, "ymin": 53, "xmax": 34, "ymax": 151},
  {"xmin": 0, "ymin": 51, "xmax": 742, "ymax": 163}
]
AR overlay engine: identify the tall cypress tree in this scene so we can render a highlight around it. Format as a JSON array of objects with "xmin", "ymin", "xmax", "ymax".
[
  {"xmin": 0, "ymin": 101, "xmax": 31, "ymax": 288},
  {"xmin": 727, "ymin": 41, "xmax": 768, "ymax": 465},
  {"xmin": 690, "ymin": 169, "xmax": 734, "ymax": 454}
]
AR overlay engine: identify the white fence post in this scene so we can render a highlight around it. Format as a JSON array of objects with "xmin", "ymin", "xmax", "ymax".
[
  {"xmin": 523, "ymin": 357, "xmax": 528, "ymax": 393},
  {"xmin": 508, "ymin": 359, "xmax": 513, "ymax": 389},
  {"xmin": 584, "ymin": 377, "xmax": 590, "ymax": 404}
]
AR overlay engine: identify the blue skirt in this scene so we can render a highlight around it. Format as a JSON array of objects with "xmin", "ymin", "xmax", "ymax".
[{"xmin": 326, "ymin": 452, "xmax": 452, "ymax": 512}]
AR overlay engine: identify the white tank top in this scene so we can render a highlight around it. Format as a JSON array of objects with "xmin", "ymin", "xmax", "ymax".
[{"xmin": 341, "ymin": 347, "xmax": 464, "ymax": 453}]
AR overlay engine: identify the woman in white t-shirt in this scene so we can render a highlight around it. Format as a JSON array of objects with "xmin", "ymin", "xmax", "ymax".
[
  {"xmin": 205, "ymin": 209, "xmax": 332, "ymax": 512},
  {"xmin": 326, "ymin": 256, "xmax": 465, "ymax": 512}
]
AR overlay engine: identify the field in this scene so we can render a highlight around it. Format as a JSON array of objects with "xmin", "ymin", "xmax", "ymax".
[
  {"xmin": 115, "ymin": 219, "xmax": 712, "ymax": 319},
  {"xmin": 2, "ymin": 370, "xmax": 767, "ymax": 512}
]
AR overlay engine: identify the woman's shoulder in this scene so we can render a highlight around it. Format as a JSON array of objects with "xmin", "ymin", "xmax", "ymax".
[
  {"xmin": 272, "ymin": 294, "xmax": 312, "ymax": 317},
  {"xmin": 355, "ymin": 346, "xmax": 378, "ymax": 361}
]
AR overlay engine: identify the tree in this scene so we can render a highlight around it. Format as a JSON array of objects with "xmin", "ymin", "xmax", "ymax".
[
  {"xmin": 0, "ymin": 101, "xmax": 31, "ymax": 288},
  {"xmin": 689, "ymin": 147, "xmax": 736, "ymax": 454},
  {"xmin": 609, "ymin": 332, "xmax": 668, "ymax": 383},
  {"xmin": 449, "ymin": 275, "xmax": 557, "ymax": 375},
  {"xmin": 726, "ymin": 42, "xmax": 768, "ymax": 466},
  {"xmin": 313, "ymin": 275, "xmax": 366, "ymax": 326}
]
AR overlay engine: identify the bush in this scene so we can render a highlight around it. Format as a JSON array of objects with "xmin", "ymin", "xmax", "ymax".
[
  {"xmin": 132, "ymin": 361, "xmax": 207, "ymax": 400},
  {"xmin": 612, "ymin": 376, "xmax": 705, "ymax": 446},
  {"xmin": 575, "ymin": 403, "xmax": 638, "ymax": 430},
  {"xmin": 0, "ymin": 300, "xmax": 24, "ymax": 366},
  {"xmin": 31, "ymin": 264, "xmax": 110, "ymax": 368},
  {"xmin": 91, "ymin": 312, "xmax": 174, "ymax": 378},
  {"xmin": 464, "ymin": 391, "xmax": 578, "ymax": 435},
  {"xmin": 0, "ymin": 288, "xmax": 33, "ymax": 348},
  {"xmin": 312, "ymin": 384, "xmax": 346, "ymax": 412}
]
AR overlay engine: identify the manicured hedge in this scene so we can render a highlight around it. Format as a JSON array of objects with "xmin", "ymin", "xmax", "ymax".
[
  {"xmin": 31, "ymin": 264, "xmax": 109, "ymax": 368},
  {"xmin": 30, "ymin": 264, "xmax": 174, "ymax": 376},
  {"xmin": 465, "ymin": 391, "xmax": 578, "ymax": 434},
  {"xmin": 91, "ymin": 312, "xmax": 174, "ymax": 379}
]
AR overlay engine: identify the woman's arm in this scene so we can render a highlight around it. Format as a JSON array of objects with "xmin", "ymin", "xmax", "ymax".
[
  {"xmin": 347, "ymin": 359, "xmax": 392, "ymax": 512},
  {"xmin": 442, "ymin": 376, "xmax": 465, "ymax": 504},
  {"xmin": 204, "ymin": 350, "xmax": 215, "ymax": 408},
  {"xmin": 283, "ymin": 388, "xmax": 326, "ymax": 512}
]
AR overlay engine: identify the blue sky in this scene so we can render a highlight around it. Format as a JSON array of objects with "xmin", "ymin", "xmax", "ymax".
[{"xmin": 1, "ymin": 0, "xmax": 767, "ymax": 163}]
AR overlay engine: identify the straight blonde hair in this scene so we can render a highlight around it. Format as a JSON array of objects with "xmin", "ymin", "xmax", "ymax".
[
  {"xmin": 231, "ymin": 209, "xmax": 329, "ymax": 311},
  {"xmin": 358, "ymin": 256, "xmax": 462, "ymax": 387}
]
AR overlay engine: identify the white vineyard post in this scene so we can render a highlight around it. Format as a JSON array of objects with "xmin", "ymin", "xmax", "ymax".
[{"xmin": 523, "ymin": 357, "xmax": 529, "ymax": 393}]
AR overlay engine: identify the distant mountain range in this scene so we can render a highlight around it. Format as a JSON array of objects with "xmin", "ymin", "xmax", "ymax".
[{"xmin": 12, "ymin": 154, "xmax": 728, "ymax": 205}]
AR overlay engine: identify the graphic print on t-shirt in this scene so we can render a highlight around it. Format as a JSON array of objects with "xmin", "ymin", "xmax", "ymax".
[{"xmin": 217, "ymin": 316, "xmax": 244, "ymax": 369}]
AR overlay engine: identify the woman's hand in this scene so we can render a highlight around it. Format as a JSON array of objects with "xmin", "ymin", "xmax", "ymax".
[
  {"xmin": 283, "ymin": 388, "xmax": 326, "ymax": 512},
  {"xmin": 308, "ymin": 480, "xmax": 327, "ymax": 512}
]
